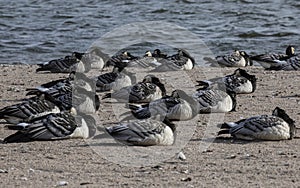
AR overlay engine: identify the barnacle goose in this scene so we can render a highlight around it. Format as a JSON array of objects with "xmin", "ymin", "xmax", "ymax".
[
  {"xmin": 105, "ymin": 118, "xmax": 176, "ymax": 146},
  {"xmin": 250, "ymin": 45, "xmax": 296, "ymax": 69},
  {"xmin": 121, "ymin": 89, "xmax": 200, "ymax": 121},
  {"xmin": 96, "ymin": 67, "xmax": 136, "ymax": 92},
  {"xmin": 150, "ymin": 49, "xmax": 195, "ymax": 71},
  {"xmin": 102, "ymin": 75, "xmax": 166, "ymax": 103},
  {"xmin": 192, "ymin": 88, "xmax": 236, "ymax": 113},
  {"xmin": 0, "ymin": 95, "xmax": 60, "ymax": 124},
  {"xmin": 3, "ymin": 109, "xmax": 96, "ymax": 143},
  {"xmin": 196, "ymin": 68, "xmax": 257, "ymax": 94},
  {"xmin": 204, "ymin": 50, "xmax": 252, "ymax": 67},
  {"xmin": 217, "ymin": 107, "xmax": 296, "ymax": 140}
]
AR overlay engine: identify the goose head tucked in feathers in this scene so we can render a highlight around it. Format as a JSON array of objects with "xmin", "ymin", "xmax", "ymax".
[
  {"xmin": 233, "ymin": 68, "xmax": 257, "ymax": 93},
  {"xmin": 272, "ymin": 107, "xmax": 296, "ymax": 139},
  {"xmin": 142, "ymin": 75, "xmax": 166, "ymax": 96}
]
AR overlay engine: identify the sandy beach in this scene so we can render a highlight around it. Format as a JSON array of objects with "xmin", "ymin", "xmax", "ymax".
[{"xmin": 0, "ymin": 64, "xmax": 299, "ymax": 187}]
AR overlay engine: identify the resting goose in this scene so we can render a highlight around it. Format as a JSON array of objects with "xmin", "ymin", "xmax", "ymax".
[
  {"xmin": 105, "ymin": 118, "xmax": 176, "ymax": 146},
  {"xmin": 204, "ymin": 50, "xmax": 252, "ymax": 67},
  {"xmin": 121, "ymin": 89, "xmax": 199, "ymax": 121},
  {"xmin": 196, "ymin": 68, "xmax": 257, "ymax": 94},
  {"xmin": 102, "ymin": 75, "xmax": 166, "ymax": 103},
  {"xmin": 26, "ymin": 72, "xmax": 94, "ymax": 98},
  {"xmin": 49, "ymin": 87, "xmax": 100, "ymax": 114},
  {"xmin": 3, "ymin": 109, "xmax": 96, "ymax": 143},
  {"xmin": 0, "ymin": 95, "xmax": 60, "ymax": 124},
  {"xmin": 192, "ymin": 88, "xmax": 236, "ymax": 113},
  {"xmin": 76, "ymin": 48, "xmax": 108, "ymax": 69},
  {"xmin": 250, "ymin": 45, "xmax": 296, "ymax": 69},
  {"xmin": 150, "ymin": 49, "xmax": 195, "ymax": 71},
  {"xmin": 105, "ymin": 51, "xmax": 138, "ymax": 71},
  {"xmin": 96, "ymin": 67, "xmax": 136, "ymax": 92},
  {"xmin": 217, "ymin": 107, "xmax": 296, "ymax": 140},
  {"xmin": 36, "ymin": 52, "xmax": 89, "ymax": 73},
  {"xmin": 266, "ymin": 56, "xmax": 300, "ymax": 71}
]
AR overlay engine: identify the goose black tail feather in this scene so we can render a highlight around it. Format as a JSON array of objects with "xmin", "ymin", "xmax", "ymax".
[
  {"xmin": 217, "ymin": 129, "xmax": 230, "ymax": 136},
  {"xmin": 218, "ymin": 123, "xmax": 231, "ymax": 129},
  {"xmin": 3, "ymin": 132, "xmax": 32, "ymax": 143}
]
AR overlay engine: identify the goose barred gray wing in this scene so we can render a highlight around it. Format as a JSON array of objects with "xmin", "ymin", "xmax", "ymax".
[
  {"xmin": 222, "ymin": 69, "xmax": 257, "ymax": 93},
  {"xmin": 267, "ymin": 56, "xmax": 300, "ymax": 71},
  {"xmin": 0, "ymin": 95, "xmax": 60, "ymax": 124},
  {"xmin": 150, "ymin": 49, "xmax": 195, "ymax": 71},
  {"xmin": 121, "ymin": 95, "xmax": 180, "ymax": 121},
  {"xmin": 218, "ymin": 50, "xmax": 252, "ymax": 67},
  {"xmin": 105, "ymin": 51, "xmax": 138, "ymax": 71},
  {"xmin": 205, "ymin": 50, "xmax": 252, "ymax": 67},
  {"xmin": 49, "ymin": 88, "xmax": 100, "ymax": 114},
  {"xmin": 217, "ymin": 107, "xmax": 295, "ymax": 140},
  {"xmin": 192, "ymin": 89, "xmax": 236, "ymax": 113},
  {"xmin": 122, "ymin": 90, "xmax": 199, "ymax": 121},
  {"xmin": 26, "ymin": 72, "xmax": 94, "ymax": 97},
  {"xmin": 102, "ymin": 75, "xmax": 165, "ymax": 103},
  {"xmin": 250, "ymin": 45, "xmax": 296, "ymax": 68},
  {"xmin": 196, "ymin": 68, "xmax": 257, "ymax": 94},
  {"xmin": 26, "ymin": 81, "xmax": 73, "ymax": 98},
  {"xmin": 36, "ymin": 54, "xmax": 87, "ymax": 73},
  {"xmin": 130, "ymin": 49, "xmax": 168, "ymax": 68},
  {"xmin": 96, "ymin": 68, "xmax": 135, "ymax": 92},
  {"xmin": 3, "ymin": 111, "xmax": 96, "ymax": 143},
  {"xmin": 105, "ymin": 119, "xmax": 176, "ymax": 146},
  {"xmin": 103, "ymin": 82, "xmax": 163, "ymax": 103}
]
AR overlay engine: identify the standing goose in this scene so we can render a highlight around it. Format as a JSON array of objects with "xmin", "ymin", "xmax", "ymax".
[
  {"xmin": 196, "ymin": 68, "xmax": 257, "ymax": 94},
  {"xmin": 102, "ymin": 75, "xmax": 166, "ymax": 103},
  {"xmin": 250, "ymin": 45, "xmax": 296, "ymax": 69},
  {"xmin": 121, "ymin": 89, "xmax": 200, "ymax": 121},
  {"xmin": 204, "ymin": 50, "xmax": 252, "ymax": 67},
  {"xmin": 217, "ymin": 107, "xmax": 296, "ymax": 140},
  {"xmin": 3, "ymin": 109, "xmax": 96, "ymax": 143},
  {"xmin": 192, "ymin": 88, "xmax": 236, "ymax": 113},
  {"xmin": 150, "ymin": 49, "xmax": 195, "ymax": 71},
  {"xmin": 0, "ymin": 95, "xmax": 60, "ymax": 124},
  {"xmin": 96, "ymin": 67, "xmax": 136, "ymax": 92},
  {"xmin": 105, "ymin": 118, "xmax": 176, "ymax": 146}
]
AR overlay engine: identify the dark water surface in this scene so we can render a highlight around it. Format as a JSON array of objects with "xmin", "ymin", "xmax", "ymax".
[{"xmin": 0, "ymin": 0, "xmax": 299, "ymax": 64}]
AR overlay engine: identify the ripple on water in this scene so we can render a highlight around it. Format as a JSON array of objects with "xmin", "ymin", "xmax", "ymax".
[{"xmin": 0, "ymin": 1, "xmax": 299, "ymax": 64}]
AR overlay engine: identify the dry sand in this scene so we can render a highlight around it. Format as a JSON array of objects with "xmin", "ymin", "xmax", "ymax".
[{"xmin": 0, "ymin": 64, "xmax": 299, "ymax": 187}]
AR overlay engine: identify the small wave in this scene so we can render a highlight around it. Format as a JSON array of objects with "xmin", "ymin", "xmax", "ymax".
[
  {"xmin": 51, "ymin": 14, "xmax": 74, "ymax": 19},
  {"xmin": 41, "ymin": 41, "xmax": 57, "ymax": 48},
  {"xmin": 151, "ymin": 9, "xmax": 168, "ymax": 13},
  {"xmin": 238, "ymin": 31, "xmax": 297, "ymax": 38},
  {"xmin": 25, "ymin": 46, "xmax": 52, "ymax": 53}
]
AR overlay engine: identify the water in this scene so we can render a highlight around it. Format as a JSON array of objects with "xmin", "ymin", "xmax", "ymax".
[{"xmin": 0, "ymin": 0, "xmax": 299, "ymax": 65}]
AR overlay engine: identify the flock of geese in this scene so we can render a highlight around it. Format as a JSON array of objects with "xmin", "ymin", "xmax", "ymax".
[{"xmin": 0, "ymin": 45, "xmax": 298, "ymax": 146}]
